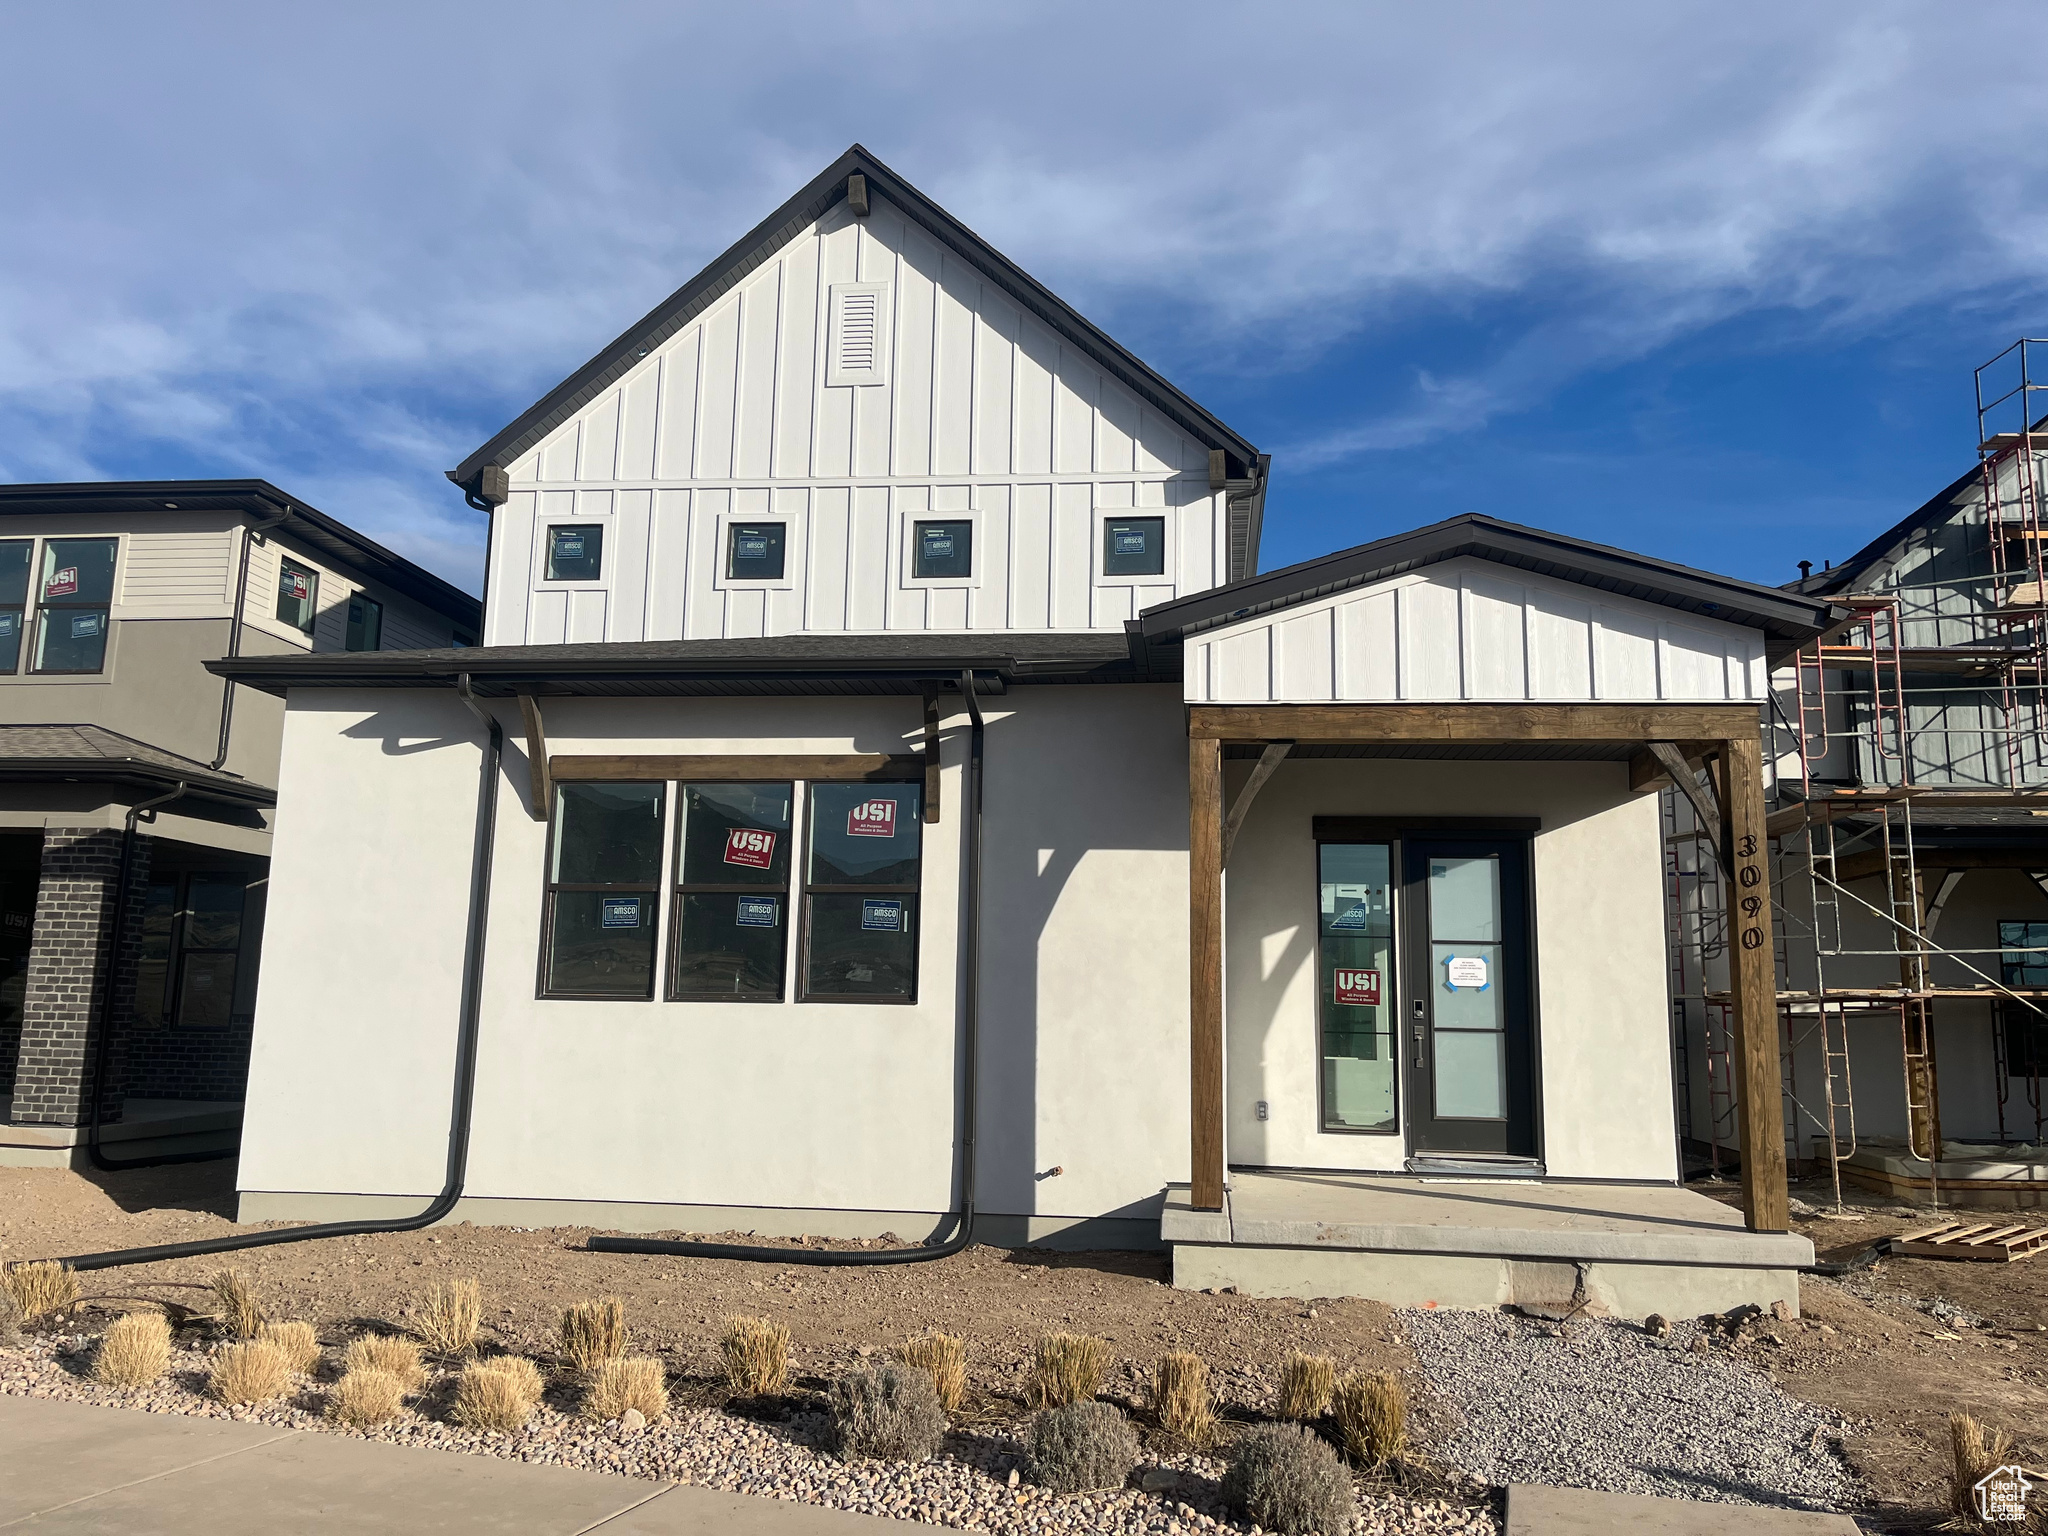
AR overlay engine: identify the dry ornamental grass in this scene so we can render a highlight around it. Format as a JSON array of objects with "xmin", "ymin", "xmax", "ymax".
[
  {"xmin": 5, "ymin": 1260, "xmax": 79, "ymax": 1322},
  {"xmin": 895, "ymin": 1332, "xmax": 966, "ymax": 1413},
  {"xmin": 559, "ymin": 1298, "xmax": 627, "ymax": 1376},
  {"xmin": 343, "ymin": 1333, "xmax": 426, "ymax": 1390},
  {"xmin": 1278, "ymin": 1351, "xmax": 1336, "ymax": 1421},
  {"xmin": 452, "ymin": 1357, "xmax": 545, "ymax": 1432},
  {"xmin": 583, "ymin": 1355, "xmax": 668, "ymax": 1423},
  {"xmin": 1029, "ymin": 1332, "xmax": 1110, "ymax": 1409},
  {"xmin": 1150, "ymin": 1351, "xmax": 1217, "ymax": 1446},
  {"xmin": 409, "ymin": 1277, "xmax": 482, "ymax": 1357},
  {"xmin": 1332, "ymin": 1368, "xmax": 1407, "ymax": 1469},
  {"xmin": 209, "ymin": 1340, "xmax": 291, "ymax": 1405},
  {"xmin": 210, "ymin": 1268, "xmax": 264, "ymax": 1339},
  {"xmin": 720, "ymin": 1315, "xmax": 789, "ymax": 1396},
  {"xmin": 327, "ymin": 1368, "xmax": 408, "ymax": 1427},
  {"xmin": 257, "ymin": 1320, "xmax": 321, "ymax": 1374},
  {"xmin": 93, "ymin": 1311, "xmax": 173, "ymax": 1388}
]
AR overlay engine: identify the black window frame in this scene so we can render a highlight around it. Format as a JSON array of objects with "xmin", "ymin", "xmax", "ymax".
[
  {"xmin": 666, "ymin": 779, "xmax": 795, "ymax": 1004},
  {"xmin": 725, "ymin": 522, "xmax": 788, "ymax": 581},
  {"xmin": 2001, "ymin": 919, "xmax": 2048, "ymax": 1078},
  {"xmin": 544, "ymin": 524, "xmax": 604, "ymax": 582},
  {"xmin": 275, "ymin": 555, "xmax": 318, "ymax": 634},
  {"xmin": 797, "ymin": 780, "xmax": 924, "ymax": 1005},
  {"xmin": 0, "ymin": 538, "xmax": 32, "ymax": 675},
  {"xmin": 345, "ymin": 592, "xmax": 383, "ymax": 652},
  {"xmin": 538, "ymin": 780, "xmax": 666, "ymax": 1001},
  {"xmin": 32, "ymin": 536, "xmax": 120, "ymax": 675},
  {"xmin": 134, "ymin": 870, "xmax": 250, "ymax": 1030},
  {"xmin": 911, "ymin": 518, "xmax": 974, "ymax": 580},
  {"xmin": 1101, "ymin": 515, "xmax": 1166, "ymax": 578}
]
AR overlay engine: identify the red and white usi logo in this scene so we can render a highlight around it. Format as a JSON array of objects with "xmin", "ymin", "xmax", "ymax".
[
  {"xmin": 1333, "ymin": 968, "xmax": 1381, "ymax": 1007},
  {"xmin": 847, "ymin": 798, "xmax": 897, "ymax": 838},
  {"xmin": 723, "ymin": 827, "xmax": 776, "ymax": 869}
]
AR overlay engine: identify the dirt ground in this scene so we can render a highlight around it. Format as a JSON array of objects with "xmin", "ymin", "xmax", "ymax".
[{"xmin": 11, "ymin": 1162, "xmax": 2048, "ymax": 1530}]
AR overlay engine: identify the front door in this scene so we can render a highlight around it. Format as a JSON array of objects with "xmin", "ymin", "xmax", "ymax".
[{"xmin": 1402, "ymin": 837, "xmax": 1537, "ymax": 1157}]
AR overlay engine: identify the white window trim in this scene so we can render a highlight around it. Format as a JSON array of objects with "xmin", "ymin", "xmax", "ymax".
[
  {"xmin": 712, "ymin": 506, "xmax": 805, "ymax": 593},
  {"xmin": 896, "ymin": 505, "xmax": 983, "ymax": 592},
  {"xmin": 825, "ymin": 282, "xmax": 892, "ymax": 389},
  {"xmin": 1092, "ymin": 506, "xmax": 1175, "ymax": 589}
]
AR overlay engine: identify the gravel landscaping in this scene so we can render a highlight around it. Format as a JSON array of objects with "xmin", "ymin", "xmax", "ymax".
[
  {"xmin": 0, "ymin": 1327, "xmax": 1500, "ymax": 1535},
  {"xmin": 1401, "ymin": 1308, "xmax": 1859, "ymax": 1512}
]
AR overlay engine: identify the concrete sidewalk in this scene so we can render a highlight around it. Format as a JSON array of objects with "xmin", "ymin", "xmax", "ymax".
[{"xmin": 0, "ymin": 1396, "xmax": 917, "ymax": 1534}]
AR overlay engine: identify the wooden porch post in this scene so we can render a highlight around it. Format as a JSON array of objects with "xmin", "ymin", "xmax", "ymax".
[
  {"xmin": 1717, "ymin": 732, "xmax": 1789, "ymax": 1233},
  {"xmin": 1189, "ymin": 734, "xmax": 1226, "ymax": 1211}
]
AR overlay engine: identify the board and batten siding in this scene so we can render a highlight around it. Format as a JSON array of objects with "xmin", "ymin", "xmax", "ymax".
[
  {"xmin": 487, "ymin": 191, "xmax": 1228, "ymax": 645},
  {"xmin": 1186, "ymin": 559, "xmax": 1768, "ymax": 705}
]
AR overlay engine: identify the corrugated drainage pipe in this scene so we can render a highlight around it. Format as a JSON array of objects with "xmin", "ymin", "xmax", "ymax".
[
  {"xmin": 588, "ymin": 669, "xmax": 986, "ymax": 1268},
  {"xmin": 19, "ymin": 678, "xmax": 502, "ymax": 1273}
]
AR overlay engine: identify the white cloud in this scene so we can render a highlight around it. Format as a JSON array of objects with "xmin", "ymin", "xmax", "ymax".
[{"xmin": 0, "ymin": 0, "xmax": 2044, "ymax": 587}]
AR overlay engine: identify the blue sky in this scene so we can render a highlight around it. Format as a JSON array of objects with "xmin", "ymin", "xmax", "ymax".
[{"xmin": 2, "ymin": 2, "xmax": 2045, "ymax": 594}]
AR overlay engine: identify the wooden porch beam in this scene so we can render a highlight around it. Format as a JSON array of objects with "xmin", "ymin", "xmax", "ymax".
[
  {"xmin": 1189, "ymin": 734, "xmax": 1226, "ymax": 1212},
  {"xmin": 517, "ymin": 694, "xmax": 550, "ymax": 821},
  {"xmin": 550, "ymin": 753, "xmax": 925, "ymax": 783},
  {"xmin": 1647, "ymin": 742, "xmax": 1723, "ymax": 855},
  {"xmin": 1222, "ymin": 742, "xmax": 1292, "ymax": 864},
  {"xmin": 1627, "ymin": 739, "xmax": 1715, "ymax": 792},
  {"xmin": 1188, "ymin": 703, "xmax": 1761, "ymax": 744},
  {"xmin": 1713, "ymin": 733, "xmax": 1790, "ymax": 1234}
]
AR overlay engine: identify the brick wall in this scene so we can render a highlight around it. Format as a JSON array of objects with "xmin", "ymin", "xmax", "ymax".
[{"xmin": 122, "ymin": 1013, "xmax": 254, "ymax": 1101}]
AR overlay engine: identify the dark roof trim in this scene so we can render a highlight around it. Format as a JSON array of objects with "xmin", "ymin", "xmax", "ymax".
[
  {"xmin": 1137, "ymin": 513, "xmax": 1841, "ymax": 659},
  {"xmin": 0, "ymin": 759, "xmax": 275, "ymax": 809},
  {"xmin": 447, "ymin": 144, "xmax": 1262, "ymax": 498},
  {"xmin": 0, "ymin": 480, "xmax": 481, "ymax": 626},
  {"xmin": 1790, "ymin": 461, "xmax": 1985, "ymax": 599},
  {"xmin": 208, "ymin": 631, "xmax": 1159, "ymax": 698}
]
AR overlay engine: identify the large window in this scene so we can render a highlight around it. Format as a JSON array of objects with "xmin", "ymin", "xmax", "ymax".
[
  {"xmin": 0, "ymin": 541, "xmax": 30, "ymax": 673},
  {"xmin": 346, "ymin": 593, "xmax": 383, "ymax": 652},
  {"xmin": 542, "ymin": 782, "xmax": 665, "ymax": 998},
  {"xmin": 34, "ymin": 537, "xmax": 118, "ymax": 673},
  {"xmin": 802, "ymin": 783, "xmax": 922, "ymax": 1002},
  {"xmin": 135, "ymin": 873, "xmax": 249, "ymax": 1029},
  {"xmin": 669, "ymin": 783, "xmax": 793, "ymax": 1001},
  {"xmin": 1317, "ymin": 843, "xmax": 1397, "ymax": 1132},
  {"xmin": 275, "ymin": 557, "xmax": 317, "ymax": 633}
]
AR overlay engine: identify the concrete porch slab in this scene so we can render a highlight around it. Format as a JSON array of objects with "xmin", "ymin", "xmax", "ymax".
[
  {"xmin": 0, "ymin": 1097, "xmax": 242, "ymax": 1168},
  {"xmin": 1506, "ymin": 1483, "xmax": 1860, "ymax": 1533}
]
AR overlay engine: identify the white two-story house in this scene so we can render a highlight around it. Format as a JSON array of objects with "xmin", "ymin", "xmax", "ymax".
[{"xmin": 222, "ymin": 147, "xmax": 1835, "ymax": 1316}]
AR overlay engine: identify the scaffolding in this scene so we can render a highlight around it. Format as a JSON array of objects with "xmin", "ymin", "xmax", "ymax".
[{"xmin": 1670, "ymin": 339, "xmax": 2048, "ymax": 1209}]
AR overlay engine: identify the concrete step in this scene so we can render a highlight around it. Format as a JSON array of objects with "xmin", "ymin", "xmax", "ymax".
[{"xmin": 1507, "ymin": 1483, "xmax": 1862, "ymax": 1534}]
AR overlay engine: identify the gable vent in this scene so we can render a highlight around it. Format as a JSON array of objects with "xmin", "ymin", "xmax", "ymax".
[{"xmin": 827, "ymin": 282, "xmax": 891, "ymax": 388}]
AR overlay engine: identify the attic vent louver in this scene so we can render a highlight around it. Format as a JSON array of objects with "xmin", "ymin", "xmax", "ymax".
[{"xmin": 827, "ymin": 282, "xmax": 891, "ymax": 388}]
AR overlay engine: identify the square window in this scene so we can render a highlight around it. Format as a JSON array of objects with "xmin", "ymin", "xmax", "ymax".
[
  {"xmin": 545, "ymin": 525, "xmax": 603, "ymax": 582},
  {"xmin": 912, "ymin": 520, "xmax": 973, "ymax": 580},
  {"xmin": 1102, "ymin": 516, "xmax": 1166, "ymax": 577},
  {"xmin": 275, "ymin": 557, "xmax": 317, "ymax": 633},
  {"xmin": 726, "ymin": 523, "xmax": 787, "ymax": 581}
]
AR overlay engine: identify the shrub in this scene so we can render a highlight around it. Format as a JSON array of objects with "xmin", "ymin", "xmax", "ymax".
[
  {"xmin": 343, "ymin": 1333, "xmax": 426, "ymax": 1390},
  {"xmin": 327, "ymin": 1368, "xmax": 407, "ymax": 1427},
  {"xmin": 1029, "ymin": 1332, "xmax": 1109, "ymax": 1409},
  {"xmin": 1222, "ymin": 1423, "xmax": 1355, "ymax": 1535},
  {"xmin": 1279, "ymin": 1351, "xmax": 1336, "ymax": 1421},
  {"xmin": 408, "ymin": 1277, "xmax": 482, "ymax": 1357},
  {"xmin": 93, "ymin": 1311, "xmax": 173, "ymax": 1388},
  {"xmin": 583, "ymin": 1355, "xmax": 668, "ymax": 1423},
  {"xmin": 5, "ymin": 1261, "xmax": 79, "ymax": 1322},
  {"xmin": 0, "ymin": 1285, "xmax": 19, "ymax": 1346},
  {"xmin": 257, "ymin": 1320, "xmax": 321, "ymax": 1374},
  {"xmin": 1332, "ymin": 1369, "xmax": 1407, "ymax": 1468},
  {"xmin": 209, "ymin": 1340, "xmax": 290, "ymax": 1404},
  {"xmin": 452, "ymin": 1358, "xmax": 543, "ymax": 1432},
  {"xmin": 827, "ymin": 1364, "xmax": 947, "ymax": 1462},
  {"xmin": 210, "ymin": 1268, "xmax": 264, "ymax": 1339},
  {"xmin": 559, "ymin": 1298, "xmax": 627, "ymax": 1377},
  {"xmin": 1030, "ymin": 1400, "xmax": 1140, "ymax": 1494},
  {"xmin": 720, "ymin": 1315, "xmax": 789, "ymax": 1396},
  {"xmin": 895, "ymin": 1331, "xmax": 966, "ymax": 1413},
  {"xmin": 1150, "ymin": 1351, "xmax": 1217, "ymax": 1446}
]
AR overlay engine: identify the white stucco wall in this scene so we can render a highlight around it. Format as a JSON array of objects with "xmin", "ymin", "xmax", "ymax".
[
  {"xmin": 239, "ymin": 684, "xmax": 1193, "ymax": 1232},
  {"xmin": 1223, "ymin": 758, "xmax": 1676, "ymax": 1181}
]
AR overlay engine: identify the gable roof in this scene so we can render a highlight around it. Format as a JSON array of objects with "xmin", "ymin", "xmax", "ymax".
[
  {"xmin": 0, "ymin": 479, "xmax": 481, "ymax": 626},
  {"xmin": 445, "ymin": 145, "xmax": 1266, "ymax": 548},
  {"xmin": 1794, "ymin": 461, "xmax": 1985, "ymax": 599},
  {"xmin": 1136, "ymin": 513, "xmax": 1840, "ymax": 661}
]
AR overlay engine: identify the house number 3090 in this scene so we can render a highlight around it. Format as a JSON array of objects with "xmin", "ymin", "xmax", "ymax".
[{"xmin": 1735, "ymin": 832, "xmax": 1766, "ymax": 951}]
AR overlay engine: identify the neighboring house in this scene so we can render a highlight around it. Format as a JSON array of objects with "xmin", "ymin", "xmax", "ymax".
[
  {"xmin": 219, "ymin": 147, "xmax": 1830, "ymax": 1317},
  {"xmin": 0, "ymin": 480, "xmax": 479, "ymax": 1167}
]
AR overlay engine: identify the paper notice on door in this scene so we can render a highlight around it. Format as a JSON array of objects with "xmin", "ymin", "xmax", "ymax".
[
  {"xmin": 1333, "ymin": 968, "xmax": 1381, "ymax": 1006},
  {"xmin": 1444, "ymin": 955, "xmax": 1489, "ymax": 991}
]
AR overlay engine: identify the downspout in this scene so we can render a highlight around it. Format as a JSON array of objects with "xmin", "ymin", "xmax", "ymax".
[
  {"xmin": 213, "ymin": 506, "xmax": 292, "ymax": 772},
  {"xmin": 23, "ymin": 676, "xmax": 502, "ymax": 1272},
  {"xmin": 591, "ymin": 668, "xmax": 986, "ymax": 1267}
]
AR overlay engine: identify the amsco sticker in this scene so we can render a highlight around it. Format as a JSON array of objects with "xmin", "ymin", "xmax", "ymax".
[
  {"xmin": 601, "ymin": 896, "xmax": 641, "ymax": 929},
  {"xmin": 861, "ymin": 899, "xmax": 903, "ymax": 932},
  {"xmin": 735, "ymin": 897, "xmax": 779, "ymax": 928}
]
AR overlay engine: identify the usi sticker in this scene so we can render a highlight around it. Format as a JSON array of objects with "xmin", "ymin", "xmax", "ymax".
[
  {"xmin": 724, "ymin": 827, "xmax": 777, "ymax": 869},
  {"xmin": 1333, "ymin": 968, "xmax": 1381, "ymax": 1007},
  {"xmin": 734, "ymin": 896, "xmax": 779, "ymax": 928},
  {"xmin": 847, "ymin": 798, "xmax": 897, "ymax": 838},
  {"xmin": 600, "ymin": 896, "xmax": 641, "ymax": 929},
  {"xmin": 283, "ymin": 569, "xmax": 310, "ymax": 601},
  {"xmin": 46, "ymin": 567, "xmax": 78, "ymax": 597},
  {"xmin": 861, "ymin": 899, "xmax": 903, "ymax": 932}
]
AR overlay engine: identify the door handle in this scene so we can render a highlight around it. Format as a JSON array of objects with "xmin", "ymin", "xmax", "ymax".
[{"xmin": 1411, "ymin": 1005, "xmax": 1426, "ymax": 1069}]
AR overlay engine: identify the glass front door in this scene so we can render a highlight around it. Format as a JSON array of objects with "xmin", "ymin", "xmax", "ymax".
[{"xmin": 1316, "ymin": 843, "xmax": 1397, "ymax": 1132}]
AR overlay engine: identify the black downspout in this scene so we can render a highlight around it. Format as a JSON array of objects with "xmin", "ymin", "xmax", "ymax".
[
  {"xmin": 590, "ymin": 669, "xmax": 986, "ymax": 1267},
  {"xmin": 23, "ymin": 678, "xmax": 502, "ymax": 1273},
  {"xmin": 213, "ymin": 507, "xmax": 291, "ymax": 772}
]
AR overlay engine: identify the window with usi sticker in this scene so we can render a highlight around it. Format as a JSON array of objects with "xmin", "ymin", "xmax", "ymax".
[
  {"xmin": 802, "ymin": 781, "xmax": 923, "ymax": 1001},
  {"xmin": 34, "ymin": 537, "xmax": 118, "ymax": 672},
  {"xmin": 671, "ymin": 782, "xmax": 792, "ymax": 1001}
]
